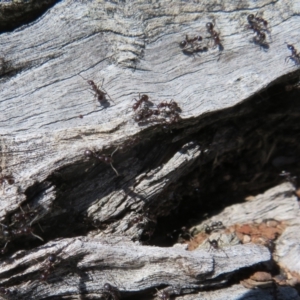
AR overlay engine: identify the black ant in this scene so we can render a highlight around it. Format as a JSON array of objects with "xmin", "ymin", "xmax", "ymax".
[
  {"xmin": 39, "ymin": 254, "xmax": 57, "ymax": 281},
  {"xmin": 132, "ymin": 93, "xmax": 149, "ymax": 111},
  {"xmin": 179, "ymin": 35, "xmax": 202, "ymax": 49},
  {"xmin": 0, "ymin": 241, "xmax": 9, "ymax": 255},
  {"xmin": 155, "ymin": 289, "xmax": 170, "ymax": 300},
  {"xmin": 279, "ymin": 170, "xmax": 297, "ymax": 184},
  {"xmin": 166, "ymin": 113, "xmax": 181, "ymax": 124},
  {"xmin": 246, "ymin": 14, "xmax": 270, "ymax": 49},
  {"xmin": 0, "ymin": 174, "xmax": 14, "ymax": 186},
  {"xmin": 79, "ymin": 74, "xmax": 114, "ymax": 106},
  {"xmin": 157, "ymin": 100, "xmax": 180, "ymax": 113},
  {"xmin": 129, "ymin": 209, "xmax": 157, "ymax": 242},
  {"xmin": 14, "ymin": 226, "xmax": 43, "ymax": 241},
  {"xmin": 103, "ymin": 282, "xmax": 121, "ymax": 300},
  {"xmin": 129, "ymin": 210, "xmax": 156, "ymax": 229},
  {"xmin": 1, "ymin": 224, "xmax": 44, "ymax": 242},
  {"xmin": 1, "ymin": 229, "xmax": 35, "ymax": 254},
  {"xmin": 177, "ymin": 226, "xmax": 193, "ymax": 242},
  {"xmin": 180, "ymin": 35, "xmax": 208, "ymax": 56},
  {"xmin": 11, "ymin": 206, "xmax": 38, "ymax": 226},
  {"xmin": 285, "ymin": 82, "xmax": 300, "ymax": 92},
  {"xmin": 206, "ymin": 22, "xmax": 222, "ymax": 50},
  {"xmin": 0, "ymin": 287, "xmax": 11, "ymax": 296},
  {"xmin": 204, "ymin": 221, "xmax": 225, "ymax": 234},
  {"xmin": 246, "ymin": 13, "xmax": 269, "ymax": 33},
  {"xmin": 252, "ymin": 31, "xmax": 269, "ymax": 49},
  {"xmin": 84, "ymin": 147, "xmax": 119, "ymax": 176},
  {"xmin": 134, "ymin": 106, "xmax": 160, "ymax": 123},
  {"xmin": 0, "ymin": 206, "xmax": 44, "ymax": 246},
  {"xmin": 206, "ymin": 237, "xmax": 228, "ymax": 258},
  {"xmin": 285, "ymin": 44, "xmax": 300, "ymax": 65},
  {"xmin": 128, "ymin": 215, "xmax": 144, "ymax": 228}
]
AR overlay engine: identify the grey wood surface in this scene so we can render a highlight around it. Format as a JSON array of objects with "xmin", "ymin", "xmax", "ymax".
[{"xmin": 0, "ymin": 0, "xmax": 300, "ymax": 299}]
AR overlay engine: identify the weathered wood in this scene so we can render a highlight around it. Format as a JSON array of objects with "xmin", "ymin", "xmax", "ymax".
[
  {"xmin": 176, "ymin": 284, "xmax": 300, "ymax": 300},
  {"xmin": 190, "ymin": 182, "xmax": 300, "ymax": 296},
  {"xmin": 0, "ymin": 0, "xmax": 300, "ymax": 299},
  {"xmin": 191, "ymin": 182, "xmax": 298, "ymax": 235},
  {"xmin": 0, "ymin": 236, "xmax": 270, "ymax": 299},
  {"xmin": 0, "ymin": 0, "xmax": 299, "ymax": 206}
]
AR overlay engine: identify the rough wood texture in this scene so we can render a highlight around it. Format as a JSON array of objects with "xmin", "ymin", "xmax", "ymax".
[
  {"xmin": 0, "ymin": 236, "xmax": 270, "ymax": 299},
  {"xmin": 176, "ymin": 284, "xmax": 300, "ymax": 300},
  {"xmin": 190, "ymin": 182, "xmax": 300, "ymax": 298},
  {"xmin": 191, "ymin": 182, "xmax": 298, "ymax": 233},
  {"xmin": 0, "ymin": 0, "xmax": 300, "ymax": 299}
]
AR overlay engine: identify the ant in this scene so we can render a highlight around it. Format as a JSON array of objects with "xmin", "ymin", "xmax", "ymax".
[
  {"xmin": 176, "ymin": 226, "xmax": 193, "ymax": 242},
  {"xmin": 180, "ymin": 35, "xmax": 208, "ymax": 56},
  {"xmin": 206, "ymin": 236, "xmax": 228, "ymax": 258},
  {"xmin": 285, "ymin": 44, "xmax": 300, "ymax": 65},
  {"xmin": 39, "ymin": 254, "xmax": 57, "ymax": 281},
  {"xmin": 279, "ymin": 170, "xmax": 297, "ymax": 184},
  {"xmin": 155, "ymin": 288, "xmax": 170, "ymax": 300},
  {"xmin": 103, "ymin": 282, "xmax": 121, "ymax": 300},
  {"xmin": 166, "ymin": 113, "xmax": 181, "ymax": 124},
  {"xmin": 179, "ymin": 35, "xmax": 203, "ymax": 49},
  {"xmin": 129, "ymin": 210, "xmax": 157, "ymax": 242},
  {"xmin": 0, "ymin": 287, "xmax": 11, "ymax": 296},
  {"xmin": 129, "ymin": 214, "xmax": 155, "ymax": 231},
  {"xmin": 0, "ymin": 174, "xmax": 14, "ymax": 186},
  {"xmin": 79, "ymin": 74, "xmax": 114, "ymax": 106},
  {"xmin": 252, "ymin": 31, "xmax": 269, "ymax": 49},
  {"xmin": 134, "ymin": 106, "xmax": 160, "ymax": 123},
  {"xmin": 206, "ymin": 22, "xmax": 222, "ymax": 50},
  {"xmin": 1, "ymin": 224, "xmax": 44, "ymax": 242},
  {"xmin": 129, "ymin": 209, "xmax": 156, "ymax": 229},
  {"xmin": 245, "ymin": 14, "xmax": 270, "ymax": 49},
  {"xmin": 0, "ymin": 173, "xmax": 14, "ymax": 195},
  {"xmin": 84, "ymin": 147, "xmax": 119, "ymax": 176},
  {"xmin": 13, "ymin": 226, "xmax": 44, "ymax": 241},
  {"xmin": 204, "ymin": 221, "xmax": 225, "ymax": 234},
  {"xmin": 157, "ymin": 100, "xmax": 180, "ymax": 113},
  {"xmin": 11, "ymin": 206, "xmax": 38, "ymax": 226},
  {"xmin": 0, "ymin": 206, "xmax": 44, "ymax": 246},
  {"xmin": 285, "ymin": 82, "xmax": 300, "ymax": 92},
  {"xmin": 132, "ymin": 93, "xmax": 150, "ymax": 111},
  {"xmin": 246, "ymin": 13, "xmax": 269, "ymax": 33},
  {"xmin": 128, "ymin": 215, "xmax": 144, "ymax": 228}
]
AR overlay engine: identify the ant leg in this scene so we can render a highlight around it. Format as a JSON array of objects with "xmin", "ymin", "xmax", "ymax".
[
  {"xmin": 99, "ymin": 78, "xmax": 105, "ymax": 90},
  {"xmin": 29, "ymin": 214, "xmax": 38, "ymax": 227},
  {"xmin": 110, "ymin": 147, "xmax": 119, "ymax": 176},
  {"xmin": 215, "ymin": 235, "xmax": 229, "ymax": 258},
  {"xmin": 0, "ymin": 222, "xmax": 8, "ymax": 228},
  {"xmin": 285, "ymin": 56, "xmax": 292, "ymax": 63},
  {"xmin": 78, "ymin": 74, "xmax": 88, "ymax": 81},
  {"xmin": 109, "ymin": 162, "xmax": 119, "ymax": 176},
  {"xmin": 111, "ymin": 146, "xmax": 119, "ymax": 158},
  {"xmin": 38, "ymin": 222, "xmax": 44, "ymax": 233},
  {"xmin": 99, "ymin": 78, "xmax": 115, "ymax": 104},
  {"xmin": 31, "ymin": 231, "xmax": 44, "ymax": 242},
  {"xmin": 1, "ymin": 241, "xmax": 9, "ymax": 254}
]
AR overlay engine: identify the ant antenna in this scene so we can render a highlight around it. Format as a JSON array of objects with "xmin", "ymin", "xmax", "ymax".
[
  {"xmin": 31, "ymin": 231, "xmax": 44, "ymax": 242},
  {"xmin": 110, "ymin": 147, "xmax": 119, "ymax": 176}
]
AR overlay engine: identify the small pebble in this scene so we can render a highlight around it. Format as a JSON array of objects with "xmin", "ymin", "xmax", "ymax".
[{"xmin": 243, "ymin": 235, "xmax": 251, "ymax": 243}]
